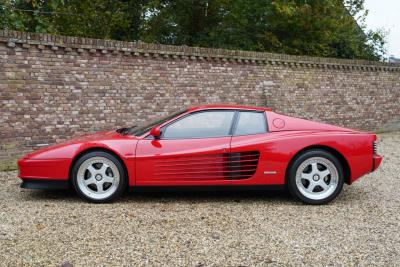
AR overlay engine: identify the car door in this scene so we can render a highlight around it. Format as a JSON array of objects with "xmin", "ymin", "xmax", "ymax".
[
  {"xmin": 135, "ymin": 110, "xmax": 236, "ymax": 186},
  {"xmin": 229, "ymin": 111, "xmax": 270, "ymax": 185}
]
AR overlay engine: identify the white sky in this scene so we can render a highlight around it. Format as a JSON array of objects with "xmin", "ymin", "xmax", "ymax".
[{"xmin": 364, "ymin": 0, "xmax": 400, "ymax": 58}]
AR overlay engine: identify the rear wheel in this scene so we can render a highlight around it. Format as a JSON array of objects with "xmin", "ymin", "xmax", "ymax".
[
  {"xmin": 71, "ymin": 151, "xmax": 127, "ymax": 203},
  {"xmin": 287, "ymin": 149, "xmax": 344, "ymax": 205}
]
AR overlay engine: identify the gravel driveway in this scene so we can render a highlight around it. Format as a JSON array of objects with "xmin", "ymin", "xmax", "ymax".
[{"xmin": 1, "ymin": 132, "xmax": 399, "ymax": 267}]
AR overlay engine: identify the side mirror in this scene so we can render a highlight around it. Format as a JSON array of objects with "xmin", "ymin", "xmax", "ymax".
[{"xmin": 150, "ymin": 127, "xmax": 161, "ymax": 139}]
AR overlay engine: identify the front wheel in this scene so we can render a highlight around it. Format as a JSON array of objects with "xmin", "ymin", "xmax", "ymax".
[
  {"xmin": 71, "ymin": 151, "xmax": 127, "ymax": 203},
  {"xmin": 287, "ymin": 149, "xmax": 344, "ymax": 205}
]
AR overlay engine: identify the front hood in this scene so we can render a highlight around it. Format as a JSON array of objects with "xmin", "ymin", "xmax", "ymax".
[
  {"xmin": 24, "ymin": 130, "xmax": 135, "ymax": 159},
  {"xmin": 64, "ymin": 131, "xmax": 119, "ymax": 143}
]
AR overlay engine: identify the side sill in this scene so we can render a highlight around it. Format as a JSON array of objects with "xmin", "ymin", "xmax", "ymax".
[
  {"xmin": 129, "ymin": 185, "xmax": 285, "ymax": 193},
  {"xmin": 20, "ymin": 179, "xmax": 69, "ymax": 190}
]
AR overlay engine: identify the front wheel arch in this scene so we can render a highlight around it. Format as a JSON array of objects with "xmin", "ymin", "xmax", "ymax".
[
  {"xmin": 70, "ymin": 149, "xmax": 129, "ymax": 203},
  {"xmin": 285, "ymin": 145, "xmax": 351, "ymax": 185},
  {"xmin": 69, "ymin": 147, "xmax": 129, "ymax": 185}
]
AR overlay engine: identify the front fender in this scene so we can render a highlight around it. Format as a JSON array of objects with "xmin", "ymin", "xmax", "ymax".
[{"xmin": 19, "ymin": 137, "xmax": 138, "ymax": 182}]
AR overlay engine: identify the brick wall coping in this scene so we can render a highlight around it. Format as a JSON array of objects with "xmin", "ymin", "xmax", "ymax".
[{"xmin": 1, "ymin": 30, "xmax": 399, "ymax": 71}]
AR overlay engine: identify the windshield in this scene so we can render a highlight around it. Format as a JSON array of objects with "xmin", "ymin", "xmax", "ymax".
[{"xmin": 118, "ymin": 109, "xmax": 188, "ymax": 136}]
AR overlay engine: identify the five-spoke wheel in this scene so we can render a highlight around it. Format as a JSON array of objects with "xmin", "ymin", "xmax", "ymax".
[
  {"xmin": 71, "ymin": 151, "xmax": 127, "ymax": 203},
  {"xmin": 288, "ymin": 149, "xmax": 344, "ymax": 204}
]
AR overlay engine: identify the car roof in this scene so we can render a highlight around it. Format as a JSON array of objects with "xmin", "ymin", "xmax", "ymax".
[{"xmin": 188, "ymin": 104, "xmax": 272, "ymax": 112}]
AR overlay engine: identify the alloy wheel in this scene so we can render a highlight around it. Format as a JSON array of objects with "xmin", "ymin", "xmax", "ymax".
[
  {"xmin": 76, "ymin": 156, "xmax": 121, "ymax": 200},
  {"xmin": 295, "ymin": 156, "xmax": 339, "ymax": 200}
]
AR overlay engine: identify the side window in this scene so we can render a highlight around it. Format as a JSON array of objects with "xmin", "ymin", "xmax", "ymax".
[
  {"xmin": 234, "ymin": 111, "xmax": 267, "ymax": 136},
  {"xmin": 163, "ymin": 111, "xmax": 235, "ymax": 139}
]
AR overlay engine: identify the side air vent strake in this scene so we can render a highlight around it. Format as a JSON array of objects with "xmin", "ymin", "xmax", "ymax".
[{"xmin": 154, "ymin": 151, "xmax": 260, "ymax": 181}]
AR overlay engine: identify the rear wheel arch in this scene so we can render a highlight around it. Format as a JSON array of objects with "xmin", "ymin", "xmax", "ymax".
[{"xmin": 285, "ymin": 145, "xmax": 351, "ymax": 185}]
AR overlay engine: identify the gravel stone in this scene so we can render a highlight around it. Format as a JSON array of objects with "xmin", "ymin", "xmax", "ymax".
[{"xmin": 0, "ymin": 132, "xmax": 399, "ymax": 266}]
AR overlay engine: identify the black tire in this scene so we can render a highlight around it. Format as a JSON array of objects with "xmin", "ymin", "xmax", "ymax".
[
  {"xmin": 71, "ymin": 151, "xmax": 127, "ymax": 203},
  {"xmin": 287, "ymin": 149, "xmax": 344, "ymax": 205}
]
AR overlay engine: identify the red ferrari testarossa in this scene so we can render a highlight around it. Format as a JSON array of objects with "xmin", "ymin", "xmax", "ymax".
[{"xmin": 18, "ymin": 105, "xmax": 382, "ymax": 204}]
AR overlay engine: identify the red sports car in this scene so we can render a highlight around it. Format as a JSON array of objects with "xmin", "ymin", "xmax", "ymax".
[{"xmin": 18, "ymin": 105, "xmax": 382, "ymax": 204}]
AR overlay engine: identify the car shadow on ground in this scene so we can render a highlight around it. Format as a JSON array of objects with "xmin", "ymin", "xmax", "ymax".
[
  {"xmin": 19, "ymin": 187, "xmax": 297, "ymax": 205},
  {"xmin": 123, "ymin": 189, "xmax": 295, "ymax": 204}
]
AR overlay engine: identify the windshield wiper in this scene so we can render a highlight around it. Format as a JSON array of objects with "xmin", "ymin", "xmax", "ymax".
[
  {"xmin": 116, "ymin": 127, "xmax": 128, "ymax": 134},
  {"xmin": 116, "ymin": 126, "xmax": 137, "ymax": 135}
]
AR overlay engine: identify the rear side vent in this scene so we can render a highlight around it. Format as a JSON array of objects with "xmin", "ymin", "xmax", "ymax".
[
  {"xmin": 373, "ymin": 141, "xmax": 378, "ymax": 155},
  {"xmin": 227, "ymin": 151, "xmax": 260, "ymax": 180}
]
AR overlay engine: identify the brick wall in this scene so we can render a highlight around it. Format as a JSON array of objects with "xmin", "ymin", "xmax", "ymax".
[{"xmin": 1, "ymin": 30, "xmax": 399, "ymax": 170}]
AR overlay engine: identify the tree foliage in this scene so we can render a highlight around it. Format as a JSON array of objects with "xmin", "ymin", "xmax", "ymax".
[{"xmin": 0, "ymin": 0, "xmax": 386, "ymax": 60}]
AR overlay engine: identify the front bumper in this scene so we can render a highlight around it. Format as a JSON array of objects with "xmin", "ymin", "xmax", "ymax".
[
  {"xmin": 18, "ymin": 157, "xmax": 70, "ymax": 180},
  {"xmin": 20, "ymin": 179, "xmax": 69, "ymax": 189},
  {"xmin": 18, "ymin": 157, "xmax": 70, "ymax": 189}
]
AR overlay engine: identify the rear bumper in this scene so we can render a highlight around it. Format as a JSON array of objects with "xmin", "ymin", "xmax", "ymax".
[
  {"xmin": 372, "ymin": 155, "xmax": 382, "ymax": 172},
  {"xmin": 20, "ymin": 179, "xmax": 69, "ymax": 189}
]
